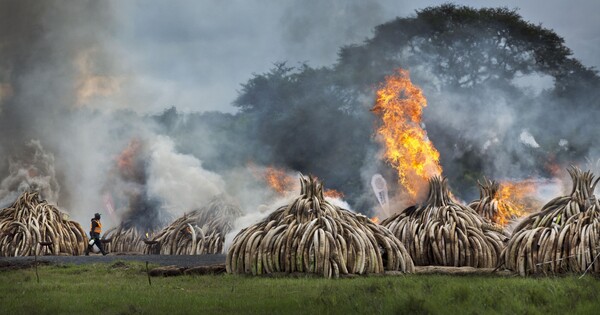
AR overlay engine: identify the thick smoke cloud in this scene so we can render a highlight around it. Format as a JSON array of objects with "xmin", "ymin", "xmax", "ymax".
[
  {"xmin": 111, "ymin": 0, "xmax": 600, "ymax": 114},
  {"xmin": 0, "ymin": 1, "xmax": 233, "ymax": 229},
  {"xmin": 348, "ymin": 6, "xmax": 600, "ymax": 209},
  {"xmin": 146, "ymin": 135, "xmax": 225, "ymax": 213},
  {"xmin": 0, "ymin": 140, "xmax": 59, "ymax": 207},
  {"xmin": 203, "ymin": 4, "xmax": 599, "ymax": 217},
  {"xmin": 0, "ymin": 1, "xmax": 123, "ymax": 223},
  {"xmin": 2, "ymin": 1, "xmax": 591, "ymax": 115},
  {"xmin": 1, "ymin": 0, "xmax": 599, "ymax": 233}
]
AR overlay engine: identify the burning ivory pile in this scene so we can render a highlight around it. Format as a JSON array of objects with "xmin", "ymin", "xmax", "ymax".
[
  {"xmin": 382, "ymin": 177, "xmax": 507, "ymax": 268},
  {"xmin": 468, "ymin": 179, "xmax": 521, "ymax": 229},
  {"xmin": 144, "ymin": 196, "xmax": 242, "ymax": 255},
  {"xmin": 0, "ymin": 191, "xmax": 87, "ymax": 256},
  {"xmin": 227, "ymin": 175, "xmax": 414, "ymax": 278},
  {"xmin": 503, "ymin": 167, "xmax": 600, "ymax": 275},
  {"xmin": 102, "ymin": 224, "xmax": 149, "ymax": 254}
]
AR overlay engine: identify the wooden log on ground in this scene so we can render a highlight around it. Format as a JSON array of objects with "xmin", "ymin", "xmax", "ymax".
[
  {"xmin": 149, "ymin": 265, "xmax": 184, "ymax": 277},
  {"xmin": 412, "ymin": 265, "xmax": 514, "ymax": 276},
  {"xmin": 184, "ymin": 264, "xmax": 226, "ymax": 275}
]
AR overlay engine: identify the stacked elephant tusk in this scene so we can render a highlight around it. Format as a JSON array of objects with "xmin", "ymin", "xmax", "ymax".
[
  {"xmin": 227, "ymin": 174, "xmax": 414, "ymax": 278},
  {"xmin": 102, "ymin": 225, "xmax": 148, "ymax": 254},
  {"xmin": 382, "ymin": 176, "xmax": 507, "ymax": 268},
  {"xmin": 504, "ymin": 167, "xmax": 600, "ymax": 275},
  {"xmin": 144, "ymin": 195, "xmax": 242, "ymax": 255},
  {"xmin": 468, "ymin": 179, "xmax": 519, "ymax": 230},
  {"xmin": 0, "ymin": 191, "xmax": 87, "ymax": 256}
]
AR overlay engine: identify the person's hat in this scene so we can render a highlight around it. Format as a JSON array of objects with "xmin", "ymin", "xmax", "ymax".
[{"xmin": 94, "ymin": 212, "xmax": 101, "ymax": 219}]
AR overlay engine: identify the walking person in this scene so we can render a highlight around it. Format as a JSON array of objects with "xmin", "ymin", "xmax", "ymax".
[{"xmin": 85, "ymin": 212, "xmax": 107, "ymax": 256}]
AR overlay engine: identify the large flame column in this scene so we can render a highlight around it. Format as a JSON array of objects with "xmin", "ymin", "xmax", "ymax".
[{"xmin": 372, "ymin": 69, "xmax": 442, "ymax": 200}]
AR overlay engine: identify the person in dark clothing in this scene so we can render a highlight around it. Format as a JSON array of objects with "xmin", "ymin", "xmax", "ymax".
[{"xmin": 85, "ymin": 212, "xmax": 107, "ymax": 256}]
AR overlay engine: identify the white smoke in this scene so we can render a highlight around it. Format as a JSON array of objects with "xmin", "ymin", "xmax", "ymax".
[
  {"xmin": 221, "ymin": 166, "xmax": 355, "ymax": 250},
  {"xmin": 223, "ymin": 195, "xmax": 290, "ymax": 250},
  {"xmin": 0, "ymin": 140, "xmax": 59, "ymax": 207},
  {"xmin": 559, "ymin": 139, "xmax": 568, "ymax": 149},
  {"xmin": 146, "ymin": 135, "xmax": 225, "ymax": 213},
  {"xmin": 519, "ymin": 129, "xmax": 540, "ymax": 148}
]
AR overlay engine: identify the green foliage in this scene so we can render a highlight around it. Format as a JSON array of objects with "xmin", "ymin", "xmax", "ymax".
[
  {"xmin": 338, "ymin": 3, "xmax": 597, "ymax": 90},
  {"xmin": 231, "ymin": 62, "xmax": 375, "ymax": 204},
  {"xmin": 1, "ymin": 262, "xmax": 600, "ymax": 314}
]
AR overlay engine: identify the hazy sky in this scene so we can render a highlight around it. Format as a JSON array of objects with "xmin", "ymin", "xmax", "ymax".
[{"xmin": 101, "ymin": 0, "xmax": 600, "ymax": 113}]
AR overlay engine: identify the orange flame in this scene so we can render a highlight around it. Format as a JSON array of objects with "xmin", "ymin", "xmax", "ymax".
[
  {"xmin": 494, "ymin": 181, "xmax": 536, "ymax": 226},
  {"xmin": 264, "ymin": 167, "xmax": 296, "ymax": 194},
  {"xmin": 255, "ymin": 165, "xmax": 344, "ymax": 199},
  {"xmin": 373, "ymin": 69, "xmax": 442, "ymax": 199},
  {"xmin": 117, "ymin": 140, "xmax": 141, "ymax": 170},
  {"xmin": 544, "ymin": 158, "xmax": 562, "ymax": 178},
  {"xmin": 75, "ymin": 49, "xmax": 122, "ymax": 107},
  {"xmin": 324, "ymin": 189, "xmax": 344, "ymax": 199},
  {"xmin": 0, "ymin": 83, "xmax": 13, "ymax": 104},
  {"xmin": 370, "ymin": 216, "xmax": 380, "ymax": 224},
  {"xmin": 116, "ymin": 139, "xmax": 145, "ymax": 181}
]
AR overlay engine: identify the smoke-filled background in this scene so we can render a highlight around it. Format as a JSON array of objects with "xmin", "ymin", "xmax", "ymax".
[{"xmin": 1, "ymin": 0, "xmax": 599, "ymax": 230}]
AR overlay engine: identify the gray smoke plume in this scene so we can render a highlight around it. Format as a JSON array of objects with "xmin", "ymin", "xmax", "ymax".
[
  {"xmin": 0, "ymin": 1, "xmax": 122, "ymax": 222},
  {"xmin": 146, "ymin": 135, "xmax": 225, "ymax": 213},
  {"xmin": 210, "ymin": 4, "xmax": 600, "ymax": 217},
  {"xmin": 0, "ymin": 140, "xmax": 59, "ymax": 207},
  {"xmin": 1, "ymin": 1, "xmax": 598, "ymax": 232},
  {"xmin": 0, "ymin": 1, "xmax": 231, "ymax": 229}
]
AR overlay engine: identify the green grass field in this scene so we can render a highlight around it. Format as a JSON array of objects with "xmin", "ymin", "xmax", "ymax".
[{"xmin": 1, "ymin": 261, "xmax": 599, "ymax": 314}]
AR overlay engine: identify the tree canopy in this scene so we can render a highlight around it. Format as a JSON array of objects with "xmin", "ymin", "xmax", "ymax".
[{"xmin": 165, "ymin": 4, "xmax": 600, "ymax": 211}]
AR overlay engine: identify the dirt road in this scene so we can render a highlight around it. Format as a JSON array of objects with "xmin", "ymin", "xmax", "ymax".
[{"xmin": 0, "ymin": 254, "xmax": 226, "ymax": 269}]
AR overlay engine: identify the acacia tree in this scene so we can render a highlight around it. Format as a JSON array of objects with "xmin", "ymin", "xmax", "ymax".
[
  {"xmin": 337, "ymin": 4, "xmax": 597, "ymax": 90},
  {"xmin": 335, "ymin": 4, "xmax": 599, "ymax": 183}
]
